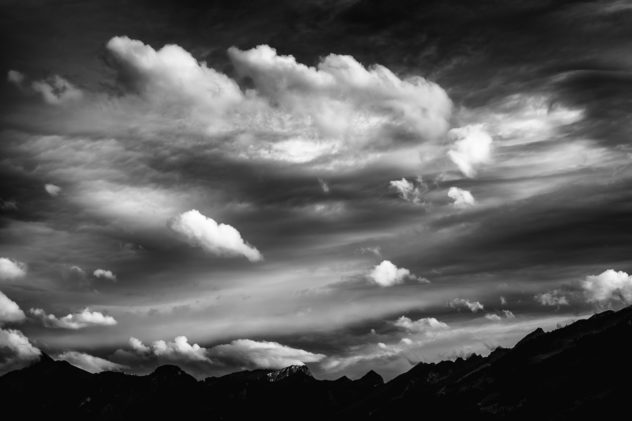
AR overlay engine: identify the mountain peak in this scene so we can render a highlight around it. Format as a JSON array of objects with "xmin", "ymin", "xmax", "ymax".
[
  {"xmin": 515, "ymin": 327, "xmax": 545, "ymax": 347},
  {"xmin": 358, "ymin": 369, "xmax": 383, "ymax": 386},
  {"xmin": 266, "ymin": 364, "xmax": 312, "ymax": 382},
  {"xmin": 150, "ymin": 364, "xmax": 193, "ymax": 379},
  {"xmin": 37, "ymin": 352, "xmax": 56, "ymax": 365}
]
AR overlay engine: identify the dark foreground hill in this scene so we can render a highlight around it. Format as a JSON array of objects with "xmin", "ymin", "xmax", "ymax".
[{"xmin": 2, "ymin": 305, "xmax": 632, "ymax": 420}]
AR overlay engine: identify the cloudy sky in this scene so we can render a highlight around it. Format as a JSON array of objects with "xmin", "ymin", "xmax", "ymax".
[{"xmin": 1, "ymin": 0, "xmax": 632, "ymax": 380}]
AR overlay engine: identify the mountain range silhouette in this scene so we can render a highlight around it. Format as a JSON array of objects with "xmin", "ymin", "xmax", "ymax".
[{"xmin": 2, "ymin": 305, "xmax": 632, "ymax": 420}]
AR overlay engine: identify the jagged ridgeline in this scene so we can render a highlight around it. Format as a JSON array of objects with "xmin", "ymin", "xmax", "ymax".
[{"xmin": 2, "ymin": 305, "xmax": 632, "ymax": 420}]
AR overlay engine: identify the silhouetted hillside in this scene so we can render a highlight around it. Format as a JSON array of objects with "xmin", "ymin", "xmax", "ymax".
[{"xmin": 2, "ymin": 306, "xmax": 632, "ymax": 420}]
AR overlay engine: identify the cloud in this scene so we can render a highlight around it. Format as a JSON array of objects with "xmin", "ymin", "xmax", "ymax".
[
  {"xmin": 31, "ymin": 75, "xmax": 83, "ymax": 105},
  {"xmin": 29, "ymin": 308, "xmax": 117, "ymax": 329},
  {"xmin": 0, "ymin": 257, "xmax": 26, "ymax": 280},
  {"xmin": 106, "ymin": 36, "xmax": 242, "ymax": 116},
  {"xmin": 390, "ymin": 177, "xmax": 426, "ymax": 203},
  {"xmin": 0, "ymin": 199, "xmax": 18, "ymax": 211},
  {"xmin": 448, "ymin": 186, "xmax": 476, "ymax": 208},
  {"xmin": 485, "ymin": 310, "xmax": 515, "ymax": 321},
  {"xmin": 122, "ymin": 336, "xmax": 324, "ymax": 372},
  {"xmin": 449, "ymin": 298, "xmax": 484, "ymax": 312},
  {"xmin": 318, "ymin": 178, "xmax": 330, "ymax": 194},
  {"xmin": 7, "ymin": 69, "xmax": 25, "ymax": 85},
  {"xmin": 393, "ymin": 316, "xmax": 449, "ymax": 332},
  {"xmin": 208, "ymin": 339, "xmax": 325, "ymax": 370},
  {"xmin": 7, "ymin": 70, "xmax": 82, "ymax": 104},
  {"xmin": 0, "ymin": 290, "xmax": 26, "ymax": 323},
  {"xmin": 148, "ymin": 336, "xmax": 209, "ymax": 362},
  {"xmin": 168, "ymin": 209, "xmax": 262, "ymax": 262},
  {"xmin": 55, "ymin": 351, "xmax": 126, "ymax": 374},
  {"xmin": 0, "ymin": 328, "xmax": 40, "ymax": 375},
  {"xmin": 44, "ymin": 183, "xmax": 62, "ymax": 196},
  {"xmin": 582, "ymin": 269, "xmax": 632, "ymax": 304},
  {"xmin": 535, "ymin": 290, "xmax": 569, "ymax": 306},
  {"xmin": 228, "ymin": 44, "xmax": 452, "ymax": 142},
  {"xmin": 503, "ymin": 310, "xmax": 515, "ymax": 318},
  {"xmin": 367, "ymin": 260, "xmax": 426, "ymax": 287},
  {"xmin": 360, "ymin": 246, "xmax": 382, "ymax": 258},
  {"xmin": 447, "ymin": 125, "xmax": 493, "ymax": 178},
  {"xmin": 127, "ymin": 336, "xmax": 208, "ymax": 363},
  {"xmin": 93, "ymin": 269, "xmax": 117, "ymax": 282}
]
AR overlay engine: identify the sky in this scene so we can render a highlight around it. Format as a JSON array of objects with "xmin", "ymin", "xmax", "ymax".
[{"xmin": 1, "ymin": 0, "xmax": 632, "ymax": 380}]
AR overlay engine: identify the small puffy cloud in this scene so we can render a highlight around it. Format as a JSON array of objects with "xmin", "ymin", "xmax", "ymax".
[
  {"xmin": 447, "ymin": 124, "xmax": 493, "ymax": 178},
  {"xmin": 582, "ymin": 269, "xmax": 632, "ymax": 304},
  {"xmin": 209, "ymin": 339, "xmax": 325, "ymax": 370},
  {"xmin": 8, "ymin": 70, "xmax": 82, "ymax": 104},
  {"xmin": 535, "ymin": 289, "xmax": 569, "ymax": 306},
  {"xmin": 448, "ymin": 186, "xmax": 476, "ymax": 208},
  {"xmin": 0, "ymin": 290, "xmax": 26, "ymax": 323},
  {"xmin": 0, "ymin": 328, "xmax": 41, "ymax": 375},
  {"xmin": 44, "ymin": 183, "xmax": 62, "ymax": 196},
  {"xmin": 29, "ymin": 308, "xmax": 117, "ymax": 330},
  {"xmin": 168, "ymin": 209, "xmax": 262, "ymax": 262},
  {"xmin": 129, "ymin": 336, "xmax": 150, "ymax": 353},
  {"xmin": 0, "ymin": 257, "xmax": 27, "ymax": 280},
  {"xmin": 390, "ymin": 177, "xmax": 426, "ymax": 203},
  {"xmin": 7, "ymin": 69, "xmax": 25, "ymax": 85},
  {"xmin": 93, "ymin": 269, "xmax": 117, "ymax": 282},
  {"xmin": 449, "ymin": 298, "xmax": 484, "ymax": 312},
  {"xmin": 360, "ymin": 246, "xmax": 382, "ymax": 258},
  {"xmin": 31, "ymin": 75, "xmax": 83, "ymax": 104},
  {"xmin": 0, "ymin": 199, "xmax": 18, "ymax": 211},
  {"xmin": 393, "ymin": 316, "xmax": 449, "ymax": 332},
  {"xmin": 151, "ymin": 336, "xmax": 209, "ymax": 362},
  {"xmin": 128, "ymin": 336, "xmax": 208, "ymax": 362},
  {"xmin": 500, "ymin": 296, "xmax": 507, "ymax": 305},
  {"xmin": 55, "ymin": 351, "xmax": 126, "ymax": 374},
  {"xmin": 485, "ymin": 310, "xmax": 515, "ymax": 321},
  {"xmin": 368, "ymin": 260, "xmax": 426, "ymax": 287}
]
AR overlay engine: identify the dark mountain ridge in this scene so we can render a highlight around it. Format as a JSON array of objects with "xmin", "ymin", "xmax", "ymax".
[{"xmin": 2, "ymin": 306, "xmax": 632, "ymax": 420}]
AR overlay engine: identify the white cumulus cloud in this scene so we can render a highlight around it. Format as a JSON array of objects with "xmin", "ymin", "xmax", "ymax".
[
  {"xmin": 93, "ymin": 268, "xmax": 117, "ymax": 282},
  {"xmin": 535, "ymin": 289, "xmax": 569, "ymax": 306},
  {"xmin": 44, "ymin": 183, "xmax": 62, "ymax": 196},
  {"xmin": 485, "ymin": 310, "xmax": 515, "ymax": 321},
  {"xmin": 106, "ymin": 36, "xmax": 242, "ymax": 117},
  {"xmin": 169, "ymin": 209, "xmax": 262, "ymax": 262},
  {"xmin": 128, "ymin": 336, "xmax": 208, "ymax": 362},
  {"xmin": 394, "ymin": 316, "xmax": 449, "ymax": 332},
  {"xmin": 448, "ymin": 186, "xmax": 476, "ymax": 208},
  {"xmin": 0, "ymin": 328, "xmax": 40, "ymax": 375},
  {"xmin": 0, "ymin": 290, "xmax": 26, "ymax": 324},
  {"xmin": 390, "ymin": 177, "xmax": 426, "ymax": 203},
  {"xmin": 368, "ymin": 260, "xmax": 426, "ymax": 287},
  {"xmin": 447, "ymin": 124, "xmax": 493, "ymax": 178},
  {"xmin": 29, "ymin": 308, "xmax": 117, "ymax": 329},
  {"xmin": 0, "ymin": 257, "xmax": 26, "ymax": 280},
  {"xmin": 228, "ymin": 44, "xmax": 451, "ymax": 141},
  {"xmin": 582, "ymin": 269, "xmax": 632, "ymax": 304}
]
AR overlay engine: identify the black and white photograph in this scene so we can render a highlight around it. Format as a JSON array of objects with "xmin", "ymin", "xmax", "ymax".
[{"xmin": 1, "ymin": 0, "xmax": 632, "ymax": 419}]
